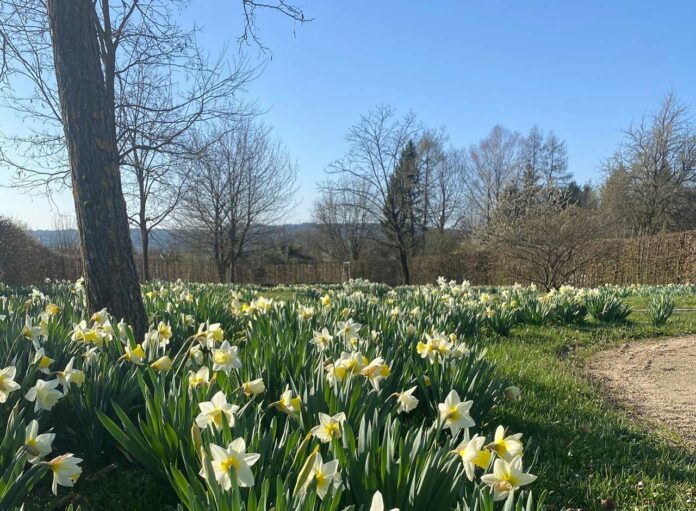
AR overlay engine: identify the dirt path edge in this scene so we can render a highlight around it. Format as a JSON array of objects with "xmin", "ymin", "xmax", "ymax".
[{"xmin": 586, "ymin": 336, "xmax": 696, "ymax": 447}]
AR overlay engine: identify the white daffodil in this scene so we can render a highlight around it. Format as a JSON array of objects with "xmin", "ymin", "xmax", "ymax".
[
  {"xmin": 46, "ymin": 453, "xmax": 83, "ymax": 495},
  {"xmin": 300, "ymin": 453, "xmax": 340, "ymax": 499},
  {"xmin": 311, "ymin": 412, "xmax": 346, "ymax": 443},
  {"xmin": 370, "ymin": 490, "xmax": 399, "ymax": 511},
  {"xmin": 394, "ymin": 386, "xmax": 419, "ymax": 413},
  {"xmin": 156, "ymin": 321, "xmax": 172, "ymax": 347},
  {"xmin": 202, "ymin": 438, "xmax": 260, "ymax": 490},
  {"xmin": 241, "ymin": 378, "xmax": 265, "ymax": 396},
  {"xmin": 212, "ymin": 341, "xmax": 242, "ymax": 374},
  {"xmin": 452, "ymin": 434, "xmax": 491, "ymax": 481},
  {"xmin": 480, "ymin": 456, "xmax": 537, "ymax": 501},
  {"xmin": 360, "ymin": 357, "xmax": 390, "ymax": 391},
  {"xmin": 56, "ymin": 357, "xmax": 85, "ymax": 393},
  {"xmin": 0, "ymin": 365, "xmax": 21, "ymax": 403},
  {"xmin": 25, "ymin": 379, "xmax": 63, "ymax": 412},
  {"xmin": 298, "ymin": 306, "xmax": 315, "ymax": 321},
  {"xmin": 25, "ymin": 419, "xmax": 55, "ymax": 462},
  {"xmin": 437, "ymin": 390, "xmax": 475, "ymax": 435},
  {"xmin": 90, "ymin": 308, "xmax": 109, "ymax": 325},
  {"xmin": 195, "ymin": 391, "xmax": 239, "ymax": 430},
  {"xmin": 188, "ymin": 367, "xmax": 210, "ymax": 388},
  {"xmin": 336, "ymin": 319, "xmax": 361, "ymax": 343},
  {"xmin": 121, "ymin": 344, "xmax": 145, "ymax": 364},
  {"xmin": 82, "ymin": 346, "xmax": 99, "ymax": 367},
  {"xmin": 310, "ymin": 328, "xmax": 333, "ymax": 351},
  {"xmin": 271, "ymin": 388, "xmax": 302, "ymax": 415},
  {"xmin": 189, "ymin": 345, "xmax": 205, "ymax": 365},
  {"xmin": 207, "ymin": 323, "xmax": 225, "ymax": 344},
  {"xmin": 487, "ymin": 425, "xmax": 524, "ymax": 461},
  {"xmin": 33, "ymin": 348, "xmax": 54, "ymax": 375},
  {"xmin": 416, "ymin": 332, "xmax": 452, "ymax": 363}
]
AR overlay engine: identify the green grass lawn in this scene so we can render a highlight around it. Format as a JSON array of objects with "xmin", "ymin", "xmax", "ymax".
[{"xmin": 487, "ymin": 298, "xmax": 696, "ymax": 510}]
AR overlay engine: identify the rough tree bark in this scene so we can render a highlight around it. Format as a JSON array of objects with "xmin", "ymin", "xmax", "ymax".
[{"xmin": 47, "ymin": 0, "xmax": 147, "ymax": 338}]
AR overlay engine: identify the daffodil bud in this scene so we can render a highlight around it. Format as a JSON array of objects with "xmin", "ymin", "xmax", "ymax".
[
  {"xmin": 151, "ymin": 356, "xmax": 173, "ymax": 372},
  {"xmin": 241, "ymin": 378, "xmax": 265, "ymax": 396},
  {"xmin": 191, "ymin": 424, "xmax": 203, "ymax": 457}
]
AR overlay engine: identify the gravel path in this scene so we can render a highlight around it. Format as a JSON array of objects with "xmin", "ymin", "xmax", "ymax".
[{"xmin": 587, "ymin": 336, "xmax": 696, "ymax": 446}]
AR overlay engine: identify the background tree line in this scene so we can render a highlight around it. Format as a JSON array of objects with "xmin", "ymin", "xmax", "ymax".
[{"xmin": 311, "ymin": 93, "xmax": 696, "ymax": 286}]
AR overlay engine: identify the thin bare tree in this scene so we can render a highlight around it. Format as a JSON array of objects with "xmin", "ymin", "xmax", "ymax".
[
  {"xmin": 327, "ymin": 105, "xmax": 421, "ymax": 283},
  {"xmin": 312, "ymin": 179, "xmax": 372, "ymax": 262},
  {"xmin": 179, "ymin": 118, "xmax": 297, "ymax": 282},
  {"xmin": 48, "ymin": 213, "xmax": 79, "ymax": 255},
  {"xmin": 602, "ymin": 92, "xmax": 696, "ymax": 235},
  {"xmin": 466, "ymin": 125, "xmax": 522, "ymax": 226}
]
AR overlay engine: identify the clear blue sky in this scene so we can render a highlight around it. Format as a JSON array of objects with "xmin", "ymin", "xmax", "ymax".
[{"xmin": 2, "ymin": 0, "xmax": 696, "ymax": 228}]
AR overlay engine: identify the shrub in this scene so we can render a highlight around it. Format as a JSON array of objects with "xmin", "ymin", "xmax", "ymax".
[{"xmin": 585, "ymin": 291, "xmax": 632, "ymax": 323}]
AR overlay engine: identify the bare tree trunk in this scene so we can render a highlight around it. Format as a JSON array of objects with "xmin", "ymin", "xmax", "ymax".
[
  {"xmin": 398, "ymin": 246, "xmax": 411, "ymax": 285},
  {"xmin": 229, "ymin": 258, "xmax": 237, "ymax": 284},
  {"xmin": 140, "ymin": 224, "xmax": 150, "ymax": 282},
  {"xmin": 216, "ymin": 261, "xmax": 226, "ymax": 283},
  {"xmin": 47, "ymin": 0, "xmax": 147, "ymax": 339}
]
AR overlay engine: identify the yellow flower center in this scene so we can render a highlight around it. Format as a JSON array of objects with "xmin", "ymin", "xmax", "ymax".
[
  {"xmin": 493, "ymin": 480, "xmax": 514, "ymax": 492},
  {"xmin": 220, "ymin": 456, "xmax": 240, "ymax": 473},
  {"xmin": 472, "ymin": 450, "xmax": 491, "ymax": 469},
  {"xmin": 214, "ymin": 352, "xmax": 230, "ymax": 365},
  {"xmin": 446, "ymin": 407, "xmax": 460, "ymax": 421},
  {"xmin": 324, "ymin": 423, "xmax": 340, "ymax": 438},
  {"xmin": 211, "ymin": 409, "xmax": 223, "ymax": 427}
]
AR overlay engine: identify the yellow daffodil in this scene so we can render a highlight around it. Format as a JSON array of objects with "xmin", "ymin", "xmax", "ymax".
[
  {"xmin": 33, "ymin": 348, "xmax": 54, "ymax": 374},
  {"xmin": 121, "ymin": 344, "xmax": 145, "ymax": 364},
  {"xmin": 45, "ymin": 303, "xmax": 62, "ymax": 316}
]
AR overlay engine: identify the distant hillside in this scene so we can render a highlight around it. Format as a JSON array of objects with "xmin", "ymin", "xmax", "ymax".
[{"xmin": 30, "ymin": 224, "xmax": 321, "ymax": 252}]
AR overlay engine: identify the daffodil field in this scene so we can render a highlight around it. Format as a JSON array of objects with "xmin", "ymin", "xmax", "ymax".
[{"xmin": 1, "ymin": 278, "xmax": 694, "ymax": 511}]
